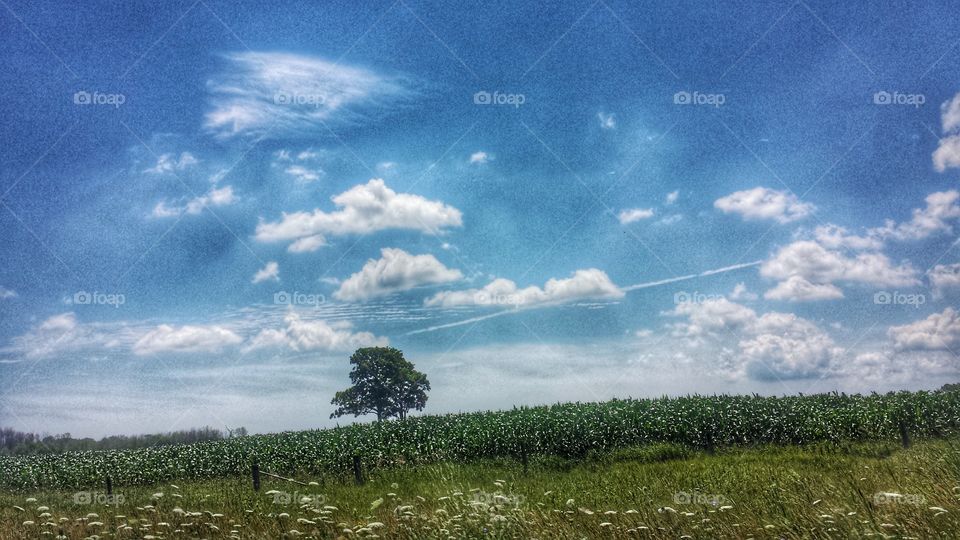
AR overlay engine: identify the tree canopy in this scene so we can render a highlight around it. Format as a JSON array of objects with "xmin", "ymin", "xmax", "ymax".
[{"xmin": 330, "ymin": 347, "xmax": 430, "ymax": 421}]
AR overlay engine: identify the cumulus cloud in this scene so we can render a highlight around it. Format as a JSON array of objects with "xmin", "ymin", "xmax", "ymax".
[
  {"xmin": 933, "ymin": 136, "xmax": 960, "ymax": 172},
  {"xmin": 669, "ymin": 299, "xmax": 842, "ymax": 380},
  {"xmin": 151, "ymin": 186, "xmax": 236, "ymax": 218},
  {"xmin": 204, "ymin": 51, "xmax": 413, "ymax": 138},
  {"xmin": 760, "ymin": 240, "xmax": 918, "ymax": 300},
  {"xmin": 133, "ymin": 324, "xmax": 243, "ymax": 356},
  {"xmin": 813, "ymin": 224, "xmax": 884, "ymax": 251},
  {"xmin": 618, "ymin": 208, "xmax": 655, "ymax": 224},
  {"xmin": 888, "ymin": 307, "xmax": 960, "ymax": 352},
  {"xmin": 714, "ymin": 187, "xmax": 814, "ymax": 224},
  {"xmin": 763, "ymin": 275, "xmax": 844, "ymax": 301},
  {"xmin": 876, "ymin": 190, "xmax": 960, "ymax": 241},
  {"xmin": 729, "ymin": 282, "xmax": 758, "ymax": 301},
  {"xmin": 928, "ymin": 263, "xmax": 960, "ymax": 299},
  {"xmin": 287, "ymin": 234, "xmax": 326, "ymax": 253},
  {"xmin": 665, "ymin": 190, "xmax": 679, "ymax": 205},
  {"xmin": 0, "ymin": 286, "xmax": 16, "ymax": 299},
  {"xmin": 245, "ymin": 312, "xmax": 387, "ymax": 352},
  {"xmin": 334, "ymin": 248, "xmax": 463, "ymax": 301},
  {"xmin": 252, "ymin": 261, "xmax": 279, "ymax": 284},
  {"xmin": 144, "ymin": 152, "xmax": 198, "ymax": 174},
  {"xmin": 469, "ymin": 151, "xmax": 490, "ymax": 164},
  {"xmin": 255, "ymin": 179, "xmax": 462, "ymax": 249},
  {"xmin": 425, "ymin": 268, "xmax": 623, "ymax": 308},
  {"xmin": 933, "ymin": 93, "xmax": 960, "ymax": 171},
  {"xmin": 3, "ymin": 313, "xmax": 128, "ymax": 359}
]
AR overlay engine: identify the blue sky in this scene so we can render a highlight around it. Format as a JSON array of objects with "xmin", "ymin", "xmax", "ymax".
[{"xmin": 2, "ymin": 0, "xmax": 960, "ymax": 437}]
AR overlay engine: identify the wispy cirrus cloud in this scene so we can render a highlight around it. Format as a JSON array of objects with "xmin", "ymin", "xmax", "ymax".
[{"xmin": 204, "ymin": 51, "xmax": 414, "ymax": 138}]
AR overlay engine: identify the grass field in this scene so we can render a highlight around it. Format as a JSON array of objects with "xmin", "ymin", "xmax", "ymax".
[{"xmin": 2, "ymin": 439, "xmax": 958, "ymax": 539}]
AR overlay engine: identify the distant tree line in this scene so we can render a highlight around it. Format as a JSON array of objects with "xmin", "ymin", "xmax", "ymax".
[{"xmin": 0, "ymin": 426, "xmax": 246, "ymax": 455}]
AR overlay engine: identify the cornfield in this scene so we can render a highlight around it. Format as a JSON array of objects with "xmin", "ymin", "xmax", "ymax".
[{"xmin": 3, "ymin": 390, "xmax": 958, "ymax": 490}]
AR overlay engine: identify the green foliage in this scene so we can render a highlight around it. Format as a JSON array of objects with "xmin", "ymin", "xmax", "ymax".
[
  {"xmin": 2, "ymin": 389, "xmax": 959, "ymax": 490},
  {"xmin": 330, "ymin": 347, "xmax": 430, "ymax": 421}
]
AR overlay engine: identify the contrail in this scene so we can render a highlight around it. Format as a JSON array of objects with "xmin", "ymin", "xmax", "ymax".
[
  {"xmin": 404, "ymin": 310, "xmax": 516, "ymax": 336},
  {"xmin": 621, "ymin": 260, "xmax": 762, "ymax": 291},
  {"xmin": 405, "ymin": 260, "xmax": 762, "ymax": 335}
]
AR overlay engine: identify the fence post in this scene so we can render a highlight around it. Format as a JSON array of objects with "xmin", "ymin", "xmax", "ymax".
[
  {"xmin": 105, "ymin": 476, "xmax": 112, "ymax": 496},
  {"xmin": 252, "ymin": 463, "xmax": 260, "ymax": 491},
  {"xmin": 352, "ymin": 455, "xmax": 363, "ymax": 485},
  {"xmin": 899, "ymin": 420, "xmax": 911, "ymax": 449}
]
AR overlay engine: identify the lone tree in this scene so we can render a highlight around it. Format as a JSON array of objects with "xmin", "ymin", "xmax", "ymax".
[{"xmin": 330, "ymin": 347, "xmax": 430, "ymax": 421}]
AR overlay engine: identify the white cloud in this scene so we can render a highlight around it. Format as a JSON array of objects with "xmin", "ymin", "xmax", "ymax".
[
  {"xmin": 933, "ymin": 93, "xmax": 960, "ymax": 171},
  {"xmin": 245, "ymin": 312, "xmax": 387, "ymax": 352},
  {"xmin": 888, "ymin": 307, "xmax": 960, "ymax": 352},
  {"xmin": 255, "ymin": 179, "xmax": 462, "ymax": 247},
  {"xmin": 877, "ymin": 190, "xmax": 960, "ymax": 241},
  {"xmin": 618, "ymin": 208, "xmax": 655, "ymax": 224},
  {"xmin": 740, "ymin": 312, "xmax": 843, "ymax": 380},
  {"xmin": 933, "ymin": 136, "xmax": 960, "ymax": 172},
  {"xmin": 665, "ymin": 190, "xmax": 679, "ymax": 205},
  {"xmin": 656, "ymin": 214, "xmax": 683, "ymax": 226},
  {"xmin": 669, "ymin": 299, "xmax": 843, "ymax": 380},
  {"xmin": 204, "ymin": 51, "xmax": 412, "ymax": 138},
  {"xmin": 425, "ymin": 268, "xmax": 623, "ymax": 308},
  {"xmin": 942, "ymin": 93, "xmax": 960, "ymax": 133},
  {"xmin": 284, "ymin": 165, "xmax": 322, "ymax": 182},
  {"xmin": 763, "ymin": 275, "xmax": 844, "ymax": 301},
  {"xmin": 469, "ymin": 151, "xmax": 490, "ymax": 164},
  {"xmin": 760, "ymin": 240, "xmax": 918, "ymax": 300},
  {"xmin": 0, "ymin": 286, "xmax": 16, "ymax": 299},
  {"xmin": 287, "ymin": 234, "xmax": 327, "ymax": 253},
  {"xmin": 334, "ymin": 248, "xmax": 463, "ymax": 301},
  {"xmin": 1, "ymin": 313, "xmax": 138, "ymax": 360},
  {"xmin": 729, "ymin": 282, "xmax": 758, "ymax": 301},
  {"xmin": 376, "ymin": 161, "xmax": 397, "ymax": 173},
  {"xmin": 133, "ymin": 324, "xmax": 243, "ymax": 356},
  {"xmin": 714, "ymin": 187, "xmax": 814, "ymax": 224},
  {"xmin": 597, "ymin": 112, "xmax": 616, "ymax": 129},
  {"xmin": 152, "ymin": 185, "xmax": 237, "ymax": 218},
  {"xmin": 928, "ymin": 263, "xmax": 960, "ymax": 299},
  {"xmin": 814, "ymin": 224, "xmax": 883, "ymax": 251},
  {"xmin": 252, "ymin": 261, "xmax": 280, "ymax": 284},
  {"xmin": 144, "ymin": 152, "xmax": 198, "ymax": 174}
]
